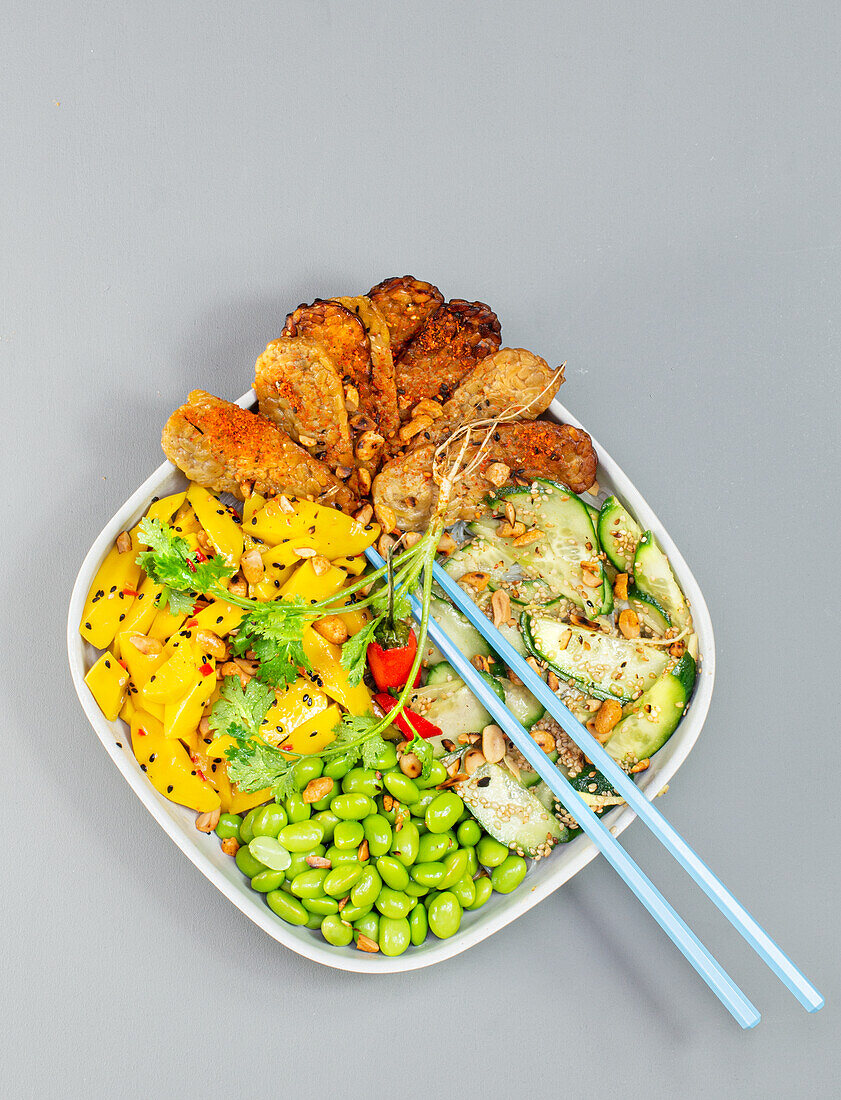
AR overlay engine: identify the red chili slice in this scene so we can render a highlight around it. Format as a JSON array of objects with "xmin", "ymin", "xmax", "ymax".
[{"xmin": 373, "ymin": 694, "xmax": 442, "ymax": 740}]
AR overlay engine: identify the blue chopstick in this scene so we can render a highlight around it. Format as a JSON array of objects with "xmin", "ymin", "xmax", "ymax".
[
  {"xmin": 429, "ymin": 559, "xmax": 823, "ymax": 1014},
  {"xmin": 365, "ymin": 548, "xmax": 760, "ymax": 1028}
]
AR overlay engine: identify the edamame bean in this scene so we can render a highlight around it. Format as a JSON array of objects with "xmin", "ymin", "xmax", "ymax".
[
  {"xmin": 457, "ymin": 819, "xmax": 482, "ymax": 847},
  {"xmin": 277, "ymin": 820, "xmax": 324, "ymax": 852},
  {"xmin": 405, "ymin": 881, "xmax": 429, "ymax": 898},
  {"xmin": 415, "ymin": 760, "xmax": 448, "ymax": 789},
  {"xmin": 353, "ymin": 912, "xmax": 380, "ymax": 941},
  {"xmin": 285, "ymin": 850, "xmax": 318, "ymax": 879},
  {"xmin": 250, "ymin": 804, "xmax": 288, "ymax": 838},
  {"xmin": 331, "ymin": 794, "xmax": 376, "ymax": 820},
  {"xmin": 390, "ymin": 820, "xmax": 419, "ymax": 867},
  {"xmin": 312, "ymin": 810, "xmax": 339, "ymax": 844},
  {"xmin": 239, "ymin": 807, "xmax": 260, "ymax": 845},
  {"xmin": 375, "ymin": 888, "xmax": 414, "ymax": 919},
  {"xmin": 266, "ymin": 889, "xmax": 308, "ymax": 925},
  {"xmin": 215, "ymin": 813, "xmax": 242, "ymax": 841},
  {"xmin": 321, "ymin": 914, "xmax": 354, "ymax": 947},
  {"xmin": 292, "ymin": 755, "xmax": 323, "ymax": 789},
  {"xmin": 425, "ymin": 792, "xmax": 464, "ymax": 834},
  {"xmin": 284, "ymin": 792, "xmax": 311, "ymax": 824},
  {"xmin": 451, "ymin": 872, "xmax": 476, "ymax": 908},
  {"xmin": 476, "ymin": 835, "xmax": 509, "ymax": 868},
  {"xmin": 248, "ymin": 836, "xmax": 292, "ymax": 871},
  {"xmin": 305, "ymin": 911, "xmax": 323, "ymax": 929},
  {"xmin": 325, "ymin": 845, "xmax": 361, "ymax": 865},
  {"xmin": 338, "ymin": 900, "xmax": 371, "ymax": 921},
  {"xmin": 290, "ymin": 868, "xmax": 329, "ymax": 898},
  {"xmin": 417, "ymin": 831, "xmax": 455, "ymax": 863},
  {"xmin": 323, "ymin": 758, "xmax": 352, "ymax": 781},
  {"xmin": 491, "ymin": 855, "xmax": 527, "ymax": 894},
  {"xmin": 323, "ymin": 864, "xmax": 363, "ymax": 898},
  {"xmin": 438, "ymin": 848, "xmax": 470, "ymax": 889},
  {"xmin": 363, "ymin": 814, "xmax": 392, "ymax": 857},
  {"xmin": 427, "ymin": 891, "xmax": 462, "ymax": 939},
  {"xmin": 407, "ymin": 791, "xmax": 437, "ymax": 817},
  {"xmin": 370, "ymin": 742, "xmax": 398, "ymax": 770},
  {"xmin": 302, "ymin": 895, "xmax": 339, "ymax": 915},
  {"xmin": 333, "ymin": 820, "xmax": 365, "ymax": 850},
  {"xmin": 350, "ymin": 865, "xmax": 382, "ymax": 908},
  {"xmin": 379, "ymin": 916, "xmax": 411, "ymax": 957},
  {"xmin": 342, "ymin": 768, "xmax": 382, "ymax": 797},
  {"xmin": 464, "ymin": 846, "xmax": 478, "ymax": 876},
  {"xmin": 383, "ymin": 771, "xmax": 420, "ymax": 804},
  {"xmin": 235, "ymin": 845, "xmax": 267, "ymax": 878},
  {"xmin": 467, "ymin": 875, "xmax": 494, "ymax": 910},
  {"xmin": 409, "ymin": 902, "xmax": 428, "ymax": 946},
  {"xmin": 375, "ymin": 855, "xmax": 410, "ymax": 891},
  {"xmin": 310, "ymin": 795, "xmax": 333, "ymax": 813},
  {"xmin": 250, "ymin": 869, "xmax": 286, "ymax": 893},
  {"xmin": 410, "ymin": 861, "xmax": 446, "ymax": 888}
]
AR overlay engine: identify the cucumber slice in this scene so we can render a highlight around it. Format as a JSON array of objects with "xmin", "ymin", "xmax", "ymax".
[
  {"xmin": 523, "ymin": 613, "xmax": 668, "ymax": 704},
  {"xmin": 422, "ymin": 597, "xmax": 491, "ymax": 666},
  {"xmin": 425, "ymin": 662, "xmax": 460, "ymax": 686},
  {"xmin": 633, "ymin": 532, "xmax": 692, "ymax": 632},
  {"xmin": 456, "ymin": 762, "xmax": 564, "ymax": 857},
  {"xmin": 489, "ymin": 480, "xmax": 607, "ymax": 618},
  {"xmin": 442, "ymin": 537, "xmax": 517, "ymax": 587},
  {"xmin": 507, "ymin": 577, "xmax": 561, "ymax": 608},
  {"xmin": 598, "ymin": 496, "xmax": 643, "ymax": 573},
  {"xmin": 501, "ymin": 679, "xmax": 545, "ymax": 728},
  {"xmin": 604, "ymin": 653, "xmax": 697, "ymax": 765},
  {"xmin": 628, "ymin": 584, "xmax": 671, "ymax": 635},
  {"xmin": 411, "ymin": 675, "xmax": 503, "ymax": 741}
]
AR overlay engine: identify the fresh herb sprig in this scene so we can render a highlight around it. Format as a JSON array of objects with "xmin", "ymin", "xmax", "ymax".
[{"xmin": 136, "ymin": 517, "xmax": 236, "ymax": 614}]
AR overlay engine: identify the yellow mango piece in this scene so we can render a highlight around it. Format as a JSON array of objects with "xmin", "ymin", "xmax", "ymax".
[
  {"xmin": 79, "ymin": 525, "xmax": 144, "ymax": 649},
  {"xmin": 249, "ymin": 496, "xmax": 379, "ymax": 559},
  {"xmin": 187, "ymin": 598, "xmax": 245, "ymax": 637},
  {"xmin": 144, "ymin": 491, "xmax": 187, "ymax": 527},
  {"xmin": 84, "ymin": 652, "xmax": 129, "ymax": 721},
  {"xmin": 187, "ymin": 483, "xmax": 244, "ymax": 566},
  {"xmin": 140, "ymin": 647, "xmax": 198, "ymax": 705},
  {"xmin": 130, "ymin": 711, "xmax": 220, "ymax": 813},
  {"xmin": 119, "ymin": 692, "xmax": 138, "ymax": 724},
  {"xmin": 250, "ymin": 544, "xmax": 303, "ymax": 601},
  {"xmin": 163, "ymin": 661, "xmax": 217, "ymax": 739},
  {"xmin": 264, "ymin": 679, "xmax": 330, "ymax": 740},
  {"xmin": 280, "ymin": 558, "xmax": 348, "ymax": 604},
  {"xmin": 206, "ymin": 732, "xmax": 237, "ymax": 759},
  {"xmin": 242, "ymin": 492, "xmax": 266, "ymax": 525},
  {"xmin": 334, "ymin": 554, "xmax": 367, "ymax": 576},
  {"xmin": 284, "ymin": 703, "xmax": 341, "ymax": 755},
  {"xmin": 117, "ymin": 631, "xmax": 167, "ymax": 691},
  {"xmin": 201, "ymin": 756, "xmax": 270, "ymax": 814},
  {"xmin": 227, "ymin": 784, "xmax": 273, "ymax": 815},
  {"xmin": 147, "ymin": 604, "xmax": 189, "ymax": 643},
  {"xmin": 112, "ymin": 576, "xmax": 162, "ymax": 654},
  {"xmin": 142, "ymin": 699, "xmax": 165, "ymax": 722},
  {"xmin": 302, "ymin": 630, "xmax": 372, "ymax": 715}
]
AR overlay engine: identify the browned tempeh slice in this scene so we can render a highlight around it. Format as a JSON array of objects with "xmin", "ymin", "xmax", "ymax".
[
  {"xmin": 254, "ymin": 335, "xmax": 355, "ymax": 475},
  {"xmin": 333, "ymin": 295, "xmax": 399, "ymax": 445},
  {"xmin": 439, "ymin": 348, "xmax": 563, "ymax": 429},
  {"xmin": 161, "ymin": 391, "xmax": 358, "ymax": 513},
  {"xmin": 367, "ymin": 276, "xmax": 444, "ymax": 361},
  {"xmin": 371, "ymin": 420, "xmax": 597, "ymax": 531},
  {"xmin": 394, "ymin": 299, "xmax": 501, "ymax": 420}
]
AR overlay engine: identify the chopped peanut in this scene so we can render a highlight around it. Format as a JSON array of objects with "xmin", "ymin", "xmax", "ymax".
[
  {"xmin": 195, "ymin": 809, "xmax": 220, "ymax": 833},
  {"xmin": 613, "ymin": 573, "xmax": 629, "ymax": 601},
  {"xmin": 354, "ymin": 504, "xmax": 374, "ymax": 526},
  {"xmin": 491, "ymin": 589, "xmax": 511, "ymax": 627},
  {"xmin": 220, "ymin": 837, "xmax": 240, "ymax": 856},
  {"xmin": 484, "ymin": 461, "xmax": 511, "ymax": 488},
  {"xmin": 310, "ymin": 554, "xmax": 332, "ymax": 577},
  {"xmin": 461, "ymin": 571, "xmax": 490, "ymax": 592},
  {"xmin": 302, "ymin": 776, "xmax": 334, "ymax": 803},
  {"xmin": 618, "ymin": 608, "xmax": 641, "ymax": 639},
  {"xmin": 115, "ymin": 531, "xmax": 132, "ymax": 554},
  {"xmin": 195, "ymin": 629, "xmax": 226, "ymax": 660},
  {"xmin": 129, "ymin": 633, "xmax": 162, "ymax": 656},
  {"xmin": 314, "ymin": 615, "xmax": 349, "ymax": 645},
  {"xmin": 594, "ymin": 698, "xmax": 623, "ymax": 738}
]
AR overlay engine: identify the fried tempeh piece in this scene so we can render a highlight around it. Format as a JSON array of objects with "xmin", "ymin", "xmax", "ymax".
[
  {"xmin": 372, "ymin": 420, "xmax": 597, "ymax": 530},
  {"xmin": 439, "ymin": 348, "xmax": 564, "ymax": 430},
  {"xmin": 333, "ymin": 295, "xmax": 399, "ymax": 444},
  {"xmin": 254, "ymin": 336, "xmax": 355, "ymax": 475},
  {"xmin": 161, "ymin": 391, "xmax": 358, "ymax": 513},
  {"xmin": 394, "ymin": 299, "xmax": 502, "ymax": 419},
  {"xmin": 367, "ymin": 276, "xmax": 444, "ymax": 361}
]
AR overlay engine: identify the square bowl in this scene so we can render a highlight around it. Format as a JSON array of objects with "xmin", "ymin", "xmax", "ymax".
[{"xmin": 67, "ymin": 392, "xmax": 715, "ymax": 972}]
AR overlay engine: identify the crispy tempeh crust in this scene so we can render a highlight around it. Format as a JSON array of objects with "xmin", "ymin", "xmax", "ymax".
[
  {"xmin": 439, "ymin": 348, "xmax": 563, "ymax": 430},
  {"xmin": 367, "ymin": 276, "xmax": 444, "ymax": 361},
  {"xmin": 161, "ymin": 390, "xmax": 358, "ymax": 512}
]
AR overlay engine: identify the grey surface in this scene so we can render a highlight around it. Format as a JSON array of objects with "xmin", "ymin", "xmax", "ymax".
[{"xmin": 2, "ymin": 1, "xmax": 838, "ymax": 1096}]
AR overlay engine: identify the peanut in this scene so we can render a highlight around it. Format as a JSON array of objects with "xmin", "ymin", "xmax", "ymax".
[
  {"xmin": 513, "ymin": 528, "xmax": 542, "ymax": 547},
  {"xmin": 377, "ymin": 504, "xmax": 397, "ymax": 534},
  {"xmin": 461, "ymin": 571, "xmax": 490, "ymax": 592},
  {"xmin": 195, "ymin": 809, "xmax": 220, "ymax": 833},
  {"xmin": 310, "ymin": 554, "xmax": 332, "ymax": 577},
  {"xmin": 491, "ymin": 589, "xmax": 511, "ymax": 628},
  {"xmin": 129, "ymin": 633, "xmax": 162, "ymax": 656},
  {"xmin": 313, "ymin": 615, "xmax": 349, "ymax": 645},
  {"xmin": 464, "ymin": 748, "xmax": 486, "ymax": 775},
  {"xmin": 594, "ymin": 698, "xmax": 623, "ymax": 738},
  {"xmin": 581, "ymin": 561, "xmax": 602, "ymax": 587},
  {"xmin": 293, "ymin": 546, "xmax": 317, "ymax": 558},
  {"xmin": 399, "ymin": 752, "xmax": 422, "ymax": 778},
  {"xmin": 354, "ymin": 503, "xmax": 374, "ymax": 526},
  {"xmin": 220, "ymin": 837, "xmax": 240, "ymax": 856},
  {"xmin": 228, "ymin": 576, "xmax": 247, "ymax": 598},
  {"xmin": 399, "ymin": 414, "xmax": 434, "ymax": 443},
  {"xmin": 613, "ymin": 573, "xmax": 629, "ymax": 601},
  {"xmin": 484, "ymin": 461, "xmax": 511, "ymax": 488},
  {"xmin": 302, "ymin": 776, "xmax": 334, "ymax": 804},
  {"xmin": 220, "ymin": 660, "xmax": 250, "ymax": 688},
  {"xmin": 277, "ymin": 494, "xmax": 296, "ymax": 514},
  {"xmin": 356, "ymin": 933, "xmax": 379, "ymax": 953},
  {"xmin": 531, "ymin": 727, "xmax": 556, "ymax": 754},
  {"xmin": 437, "ymin": 532, "xmax": 456, "ymax": 555},
  {"xmin": 618, "ymin": 608, "xmax": 641, "ymax": 639},
  {"xmin": 115, "ymin": 531, "xmax": 132, "ymax": 554},
  {"xmin": 195, "ymin": 629, "xmax": 227, "ymax": 660},
  {"xmin": 630, "ymin": 758, "xmax": 650, "ymax": 774},
  {"xmin": 481, "ymin": 724, "xmax": 506, "ymax": 764}
]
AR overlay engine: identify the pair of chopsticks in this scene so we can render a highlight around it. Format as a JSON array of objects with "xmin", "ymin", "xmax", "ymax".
[{"xmin": 365, "ymin": 547, "xmax": 823, "ymax": 1027}]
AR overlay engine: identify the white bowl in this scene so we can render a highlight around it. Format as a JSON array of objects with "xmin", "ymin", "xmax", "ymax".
[{"xmin": 67, "ymin": 391, "xmax": 715, "ymax": 973}]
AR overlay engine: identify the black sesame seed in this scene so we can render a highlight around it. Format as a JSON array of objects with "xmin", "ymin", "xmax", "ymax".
[
  {"xmin": 116, "ymin": 742, "xmax": 122, "ymax": 749},
  {"xmin": 477, "ymin": 776, "xmax": 491, "ymax": 788},
  {"xmin": 140, "ymin": 764, "xmax": 147, "ymax": 772},
  {"xmin": 149, "ymin": 753, "xmax": 157, "ymax": 762},
  {"xmin": 104, "ymin": 659, "xmax": 111, "ymax": 668},
  {"xmin": 85, "ymin": 621, "xmax": 91, "ymax": 629},
  {"xmin": 167, "ymin": 785, "xmax": 174, "ymax": 793}
]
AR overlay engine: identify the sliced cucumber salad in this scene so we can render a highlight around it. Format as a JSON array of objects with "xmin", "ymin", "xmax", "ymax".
[{"xmin": 417, "ymin": 480, "xmax": 698, "ymax": 847}]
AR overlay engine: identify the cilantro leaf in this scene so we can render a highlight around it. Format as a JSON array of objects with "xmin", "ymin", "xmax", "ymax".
[
  {"xmin": 233, "ymin": 600, "xmax": 311, "ymax": 688},
  {"xmin": 136, "ymin": 517, "xmax": 234, "ymax": 609},
  {"xmin": 339, "ymin": 617, "xmax": 380, "ymax": 685},
  {"xmin": 225, "ymin": 736, "xmax": 297, "ymax": 799},
  {"xmin": 209, "ymin": 675, "xmax": 275, "ymax": 740}
]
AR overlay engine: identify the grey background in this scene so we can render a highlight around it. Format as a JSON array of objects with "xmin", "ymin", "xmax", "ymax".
[{"xmin": 2, "ymin": 2, "xmax": 838, "ymax": 1097}]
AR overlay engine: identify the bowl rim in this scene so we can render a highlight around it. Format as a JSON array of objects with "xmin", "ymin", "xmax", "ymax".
[{"xmin": 67, "ymin": 390, "xmax": 715, "ymax": 973}]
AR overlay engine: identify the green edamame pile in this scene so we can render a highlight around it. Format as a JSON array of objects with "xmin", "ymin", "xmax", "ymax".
[{"xmin": 216, "ymin": 743, "xmax": 528, "ymax": 956}]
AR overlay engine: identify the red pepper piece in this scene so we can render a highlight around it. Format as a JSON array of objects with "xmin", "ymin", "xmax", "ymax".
[
  {"xmin": 367, "ymin": 630, "xmax": 422, "ymax": 690},
  {"xmin": 199, "ymin": 662, "xmax": 214, "ymax": 676},
  {"xmin": 373, "ymin": 694, "xmax": 442, "ymax": 740}
]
